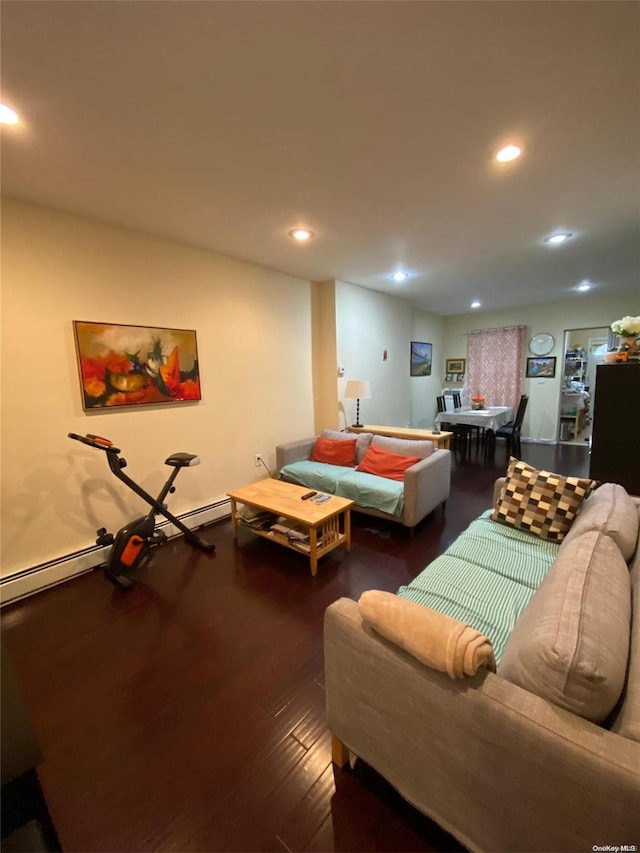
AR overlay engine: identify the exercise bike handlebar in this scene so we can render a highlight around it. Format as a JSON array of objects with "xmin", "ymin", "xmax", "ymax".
[{"xmin": 68, "ymin": 432, "xmax": 122, "ymax": 454}]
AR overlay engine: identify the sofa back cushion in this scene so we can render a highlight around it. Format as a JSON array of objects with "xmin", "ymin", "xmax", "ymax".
[
  {"xmin": 499, "ymin": 529, "xmax": 631, "ymax": 723},
  {"xmin": 357, "ymin": 444, "xmax": 421, "ymax": 481},
  {"xmin": 371, "ymin": 434, "xmax": 433, "ymax": 459},
  {"xmin": 311, "ymin": 437, "xmax": 357, "ymax": 466},
  {"xmin": 562, "ymin": 482, "xmax": 639, "ymax": 562},
  {"xmin": 322, "ymin": 429, "xmax": 372, "ymax": 464},
  {"xmin": 492, "ymin": 457, "xmax": 594, "ymax": 542}
]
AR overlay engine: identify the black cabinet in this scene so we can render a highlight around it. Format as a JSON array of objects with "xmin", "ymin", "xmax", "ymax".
[{"xmin": 589, "ymin": 363, "xmax": 640, "ymax": 495}]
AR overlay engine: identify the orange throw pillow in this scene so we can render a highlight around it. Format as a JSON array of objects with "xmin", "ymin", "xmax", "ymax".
[
  {"xmin": 357, "ymin": 444, "xmax": 421, "ymax": 481},
  {"xmin": 311, "ymin": 437, "xmax": 357, "ymax": 466}
]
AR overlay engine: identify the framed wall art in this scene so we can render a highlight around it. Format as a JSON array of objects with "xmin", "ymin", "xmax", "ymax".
[
  {"xmin": 445, "ymin": 358, "xmax": 466, "ymax": 374},
  {"xmin": 410, "ymin": 341, "xmax": 433, "ymax": 376},
  {"xmin": 73, "ymin": 321, "xmax": 201, "ymax": 409},
  {"xmin": 526, "ymin": 356, "xmax": 556, "ymax": 379}
]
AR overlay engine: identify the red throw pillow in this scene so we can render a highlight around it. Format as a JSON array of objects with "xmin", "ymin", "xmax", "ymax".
[
  {"xmin": 357, "ymin": 444, "xmax": 421, "ymax": 481},
  {"xmin": 311, "ymin": 437, "xmax": 357, "ymax": 466}
]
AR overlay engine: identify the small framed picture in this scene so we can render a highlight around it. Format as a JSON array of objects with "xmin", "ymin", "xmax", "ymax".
[
  {"xmin": 526, "ymin": 356, "xmax": 556, "ymax": 378},
  {"xmin": 445, "ymin": 372, "xmax": 453, "ymax": 382},
  {"xmin": 455, "ymin": 373, "xmax": 464, "ymax": 382},
  {"xmin": 410, "ymin": 341, "xmax": 433, "ymax": 376},
  {"xmin": 446, "ymin": 358, "xmax": 466, "ymax": 374}
]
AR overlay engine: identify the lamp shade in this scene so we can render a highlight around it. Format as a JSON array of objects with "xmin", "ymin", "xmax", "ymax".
[{"xmin": 344, "ymin": 379, "xmax": 371, "ymax": 400}]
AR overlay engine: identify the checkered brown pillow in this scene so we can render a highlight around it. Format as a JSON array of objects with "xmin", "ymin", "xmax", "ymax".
[{"xmin": 492, "ymin": 457, "xmax": 595, "ymax": 542}]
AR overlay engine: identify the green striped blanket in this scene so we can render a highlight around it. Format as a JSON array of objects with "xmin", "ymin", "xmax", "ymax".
[{"xmin": 397, "ymin": 510, "xmax": 560, "ymax": 663}]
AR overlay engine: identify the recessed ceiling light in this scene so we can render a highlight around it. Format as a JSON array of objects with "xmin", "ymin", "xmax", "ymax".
[
  {"xmin": 287, "ymin": 227, "xmax": 315, "ymax": 242},
  {"xmin": 390, "ymin": 271, "xmax": 408, "ymax": 282},
  {"xmin": 495, "ymin": 144, "xmax": 521, "ymax": 163},
  {"xmin": 576, "ymin": 281, "xmax": 592, "ymax": 292},
  {"xmin": 470, "ymin": 300, "xmax": 482, "ymax": 309},
  {"xmin": 545, "ymin": 232, "xmax": 573, "ymax": 245},
  {"xmin": 0, "ymin": 104, "xmax": 19, "ymax": 125}
]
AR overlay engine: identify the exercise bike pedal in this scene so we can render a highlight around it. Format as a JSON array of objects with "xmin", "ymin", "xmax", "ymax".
[
  {"xmin": 96, "ymin": 528, "xmax": 114, "ymax": 546},
  {"xmin": 150, "ymin": 529, "xmax": 167, "ymax": 546}
]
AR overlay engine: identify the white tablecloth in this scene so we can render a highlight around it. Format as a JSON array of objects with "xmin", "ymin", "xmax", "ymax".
[{"xmin": 435, "ymin": 405, "xmax": 514, "ymax": 432}]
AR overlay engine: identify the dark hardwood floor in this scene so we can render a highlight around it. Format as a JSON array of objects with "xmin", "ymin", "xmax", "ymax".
[{"xmin": 1, "ymin": 442, "xmax": 590, "ymax": 852}]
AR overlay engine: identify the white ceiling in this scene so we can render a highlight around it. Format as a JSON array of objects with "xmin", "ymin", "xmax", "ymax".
[{"xmin": 1, "ymin": 1, "xmax": 639, "ymax": 315}]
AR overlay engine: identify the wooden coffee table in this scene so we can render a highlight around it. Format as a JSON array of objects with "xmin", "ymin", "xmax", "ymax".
[{"xmin": 227, "ymin": 479, "xmax": 353, "ymax": 576}]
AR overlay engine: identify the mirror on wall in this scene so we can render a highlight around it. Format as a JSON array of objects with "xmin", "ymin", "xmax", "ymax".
[{"xmin": 558, "ymin": 327, "xmax": 609, "ymax": 445}]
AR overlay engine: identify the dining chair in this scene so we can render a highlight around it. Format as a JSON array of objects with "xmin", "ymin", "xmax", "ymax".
[
  {"xmin": 452, "ymin": 390, "xmax": 485, "ymax": 446},
  {"xmin": 438, "ymin": 394, "xmax": 471, "ymax": 447},
  {"xmin": 436, "ymin": 395, "xmax": 454, "ymax": 431},
  {"xmin": 494, "ymin": 394, "xmax": 529, "ymax": 457}
]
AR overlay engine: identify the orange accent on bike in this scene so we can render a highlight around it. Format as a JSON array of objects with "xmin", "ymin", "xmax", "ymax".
[
  {"xmin": 88, "ymin": 434, "xmax": 113, "ymax": 447},
  {"xmin": 120, "ymin": 535, "xmax": 145, "ymax": 567}
]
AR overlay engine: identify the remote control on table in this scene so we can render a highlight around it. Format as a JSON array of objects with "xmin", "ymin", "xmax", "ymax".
[
  {"xmin": 301, "ymin": 491, "xmax": 317, "ymax": 500},
  {"xmin": 314, "ymin": 494, "xmax": 331, "ymax": 503}
]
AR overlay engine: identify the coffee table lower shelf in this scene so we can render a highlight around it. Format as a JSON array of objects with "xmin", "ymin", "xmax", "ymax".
[{"xmin": 227, "ymin": 479, "xmax": 353, "ymax": 576}]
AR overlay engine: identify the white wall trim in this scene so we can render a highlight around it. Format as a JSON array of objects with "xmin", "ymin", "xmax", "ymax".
[{"xmin": 0, "ymin": 499, "xmax": 231, "ymax": 607}]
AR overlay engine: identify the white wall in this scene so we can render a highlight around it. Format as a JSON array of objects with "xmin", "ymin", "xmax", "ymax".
[
  {"xmin": 335, "ymin": 281, "xmax": 413, "ymax": 429},
  {"xmin": 1, "ymin": 199, "xmax": 315, "ymax": 586},
  {"xmin": 443, "ymin": 296, "xmax": 638, "ymax": 441},
  {"xmin": 410, "ymin": 310, "xmax": 446, "ymax": 428}
]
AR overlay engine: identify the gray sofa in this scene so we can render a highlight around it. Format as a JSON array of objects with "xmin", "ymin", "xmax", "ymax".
[
  {"xmin": 324, "ymin": 479, "xmax": 640, "ymax": 852},
  {"xmin": 276, "ymin": 429, "xmax": 451, "ymax": 530}
]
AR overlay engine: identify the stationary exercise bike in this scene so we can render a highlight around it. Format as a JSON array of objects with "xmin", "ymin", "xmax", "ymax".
[{"xmin": 68, "ymin": 433, "xmax": 215, "ymax": 590}]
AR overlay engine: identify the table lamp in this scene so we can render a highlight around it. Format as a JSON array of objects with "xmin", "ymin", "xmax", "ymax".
[{"xmin": 345, "ymin": 380, "xmax": 371, "ymax": 428}]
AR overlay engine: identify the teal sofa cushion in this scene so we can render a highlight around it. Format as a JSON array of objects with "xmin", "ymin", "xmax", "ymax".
[
  {"xmin": 334, "ymin": 470, "xmax": 405, "ymax": 517},
  {"xmin": 449, "ymin": 511, "xmax": 560, "ymax": 589},
  {"xmin": 279, "ymin": 460, "xmax": 353, "ymax": 494},
  {"xmin": 279, "ymin": 461, "xmax": 405, "ymax": 517},
  {"xmin": 397, "ymin": 513, "xmax": 560, "ymax": 663}
]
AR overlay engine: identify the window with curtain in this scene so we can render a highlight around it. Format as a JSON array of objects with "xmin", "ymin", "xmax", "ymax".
[{"xmin": 466, "ymin": 326, "xmax": 525, "ymax": 409}]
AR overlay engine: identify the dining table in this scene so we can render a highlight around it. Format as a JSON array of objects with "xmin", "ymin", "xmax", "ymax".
[{"xmin": 434, "ymin": 405, "xmax": 514, "ymax": 448}]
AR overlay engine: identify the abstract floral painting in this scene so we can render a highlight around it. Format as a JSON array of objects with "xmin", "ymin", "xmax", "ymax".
[{"xmin": 73, "ymin": 321, "xmax": 201, "ymax": 409}]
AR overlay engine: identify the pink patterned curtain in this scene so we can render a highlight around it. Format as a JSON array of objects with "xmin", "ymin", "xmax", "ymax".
[{"xmin": 466, "ymin": 326, "xmax": 524, "ymax": 409}]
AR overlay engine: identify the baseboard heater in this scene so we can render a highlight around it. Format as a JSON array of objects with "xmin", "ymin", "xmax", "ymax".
[{"xmin": 0, "ymin": 498, "xmax": 231, "ymax": 608}]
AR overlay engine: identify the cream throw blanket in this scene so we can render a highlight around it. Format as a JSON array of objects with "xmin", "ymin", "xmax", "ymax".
[{"xmin": 358, "ymin": 590, "xmax": 496, "ymax": 679}]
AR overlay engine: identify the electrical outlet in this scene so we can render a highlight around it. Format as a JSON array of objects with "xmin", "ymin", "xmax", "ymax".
[{"xmin": 255, "ymin": 453, "xmax": 263, "ymax": 467}]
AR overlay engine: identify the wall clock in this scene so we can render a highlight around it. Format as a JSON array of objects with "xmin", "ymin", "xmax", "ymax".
[{"xmin": 529, "ymin": 333, "xmax": 555, "ymax": 356}]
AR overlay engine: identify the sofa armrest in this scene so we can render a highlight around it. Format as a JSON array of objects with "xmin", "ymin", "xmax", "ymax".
[
  {"xmin": 325, "ymin": 597, "xmax": 640, "ymax": 853},
  {"xmin": 276, "ymin": 437, "xmax": 316, "ymax": 471},
  {"xmin": 401, "ymin": 449, "xmax": 451, "ymax": 527}
]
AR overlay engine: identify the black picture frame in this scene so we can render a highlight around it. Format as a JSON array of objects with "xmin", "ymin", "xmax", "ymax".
[
  {"xmin": 410, "ymin": 341, "xmax": 432, "ymax": 376},
  {"xmin": 526, "ymin": 356, "xmax": 556, "ymax": 378}
]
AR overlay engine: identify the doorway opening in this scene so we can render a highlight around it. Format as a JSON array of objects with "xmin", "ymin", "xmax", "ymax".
[{"xmin": 558, "ymin": 326, "xmax": 609, "ymax": 446}]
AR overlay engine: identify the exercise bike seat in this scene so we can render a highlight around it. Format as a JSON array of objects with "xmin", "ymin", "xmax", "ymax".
[{"xmin": 164, "ymin": 452, "xmax": 201, "ymax": 468}]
